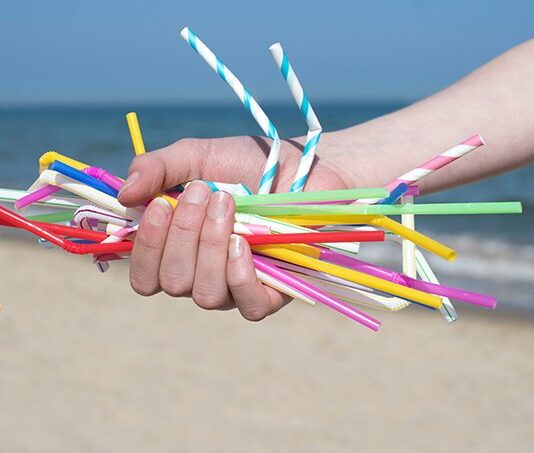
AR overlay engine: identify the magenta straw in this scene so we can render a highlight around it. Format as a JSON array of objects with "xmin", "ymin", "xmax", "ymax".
[
  {"xmin": 84, "ymin": 167, "xmax": 124, "ymax": 191},
  {"xmin": 15, "ymin": 184, "xmax": 61, "ymax": 210},
  {"xmin": 252, "ymin": 255, "xmax": 381, "ymax": 331},
  {"xmin": 319, "ymin": 248, "xmax": 496, "ymax": 309}
]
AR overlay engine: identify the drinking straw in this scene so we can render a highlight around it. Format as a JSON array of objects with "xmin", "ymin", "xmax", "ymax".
[
  {"xmin": 253, "ymin": 244, "xmax": 443, "ymax": 308},
  {"xmin": 263, "ymin": 214, "xmax": 456, "ymax": 260},
  {"xmin": 252, "ymin": 255, "xmax": 381, "ymax": 330},
  {"xmin": 318, "ymin": 248, "xmax": 496, "ymax": 308},
  {"xmin": 84, "ymin": 167, "xmax": 124, "ymax": 191},
  {"xmin": 245, "ymin": 230, "xmax": 384, "ymax": 246},
  {"xmin": 235, "ymin": 212, "xmax": 361, "ymax": 254},
  {"xmin": 0, "ymin": 205, "xmax": 134, "ymax": 254},
  {"xmin": 15, "ymin": 185, "xmax": 61, "ymax": 210},
  {"xmin": 27, "ymin": 211, "xmax": 76, "ymax": 223},
  {"xmin": 376, "ymin": 183, "xmax": 409, "ymax": 205},
  {"xmin": 401, "ymin": 194, "xmax": 417, "ymax": 278},
  {"xmin": 290, "ymin": 272, "xmax": 411, "ymax": 311},
  {"xmin": 269, "ymin": 43, "xmax": 322, "ymax": 192},
  {"xmin": 255, "ymin": 269, "xmax": 316, "ymax": 306},
  {"xmin": 237, "ymin": 201, "xmax": 523, "ymax": 216},
  {"xmin": 73, "ymin": 205, "xmax": 132, "ymax": 229},
  {"xmin": 38, "ymin": 170, "xmax": 143, "ymax": 220},
  {"xmin": 233, "ymin": 187, "xmax": 388, "ymax": 206},
  {"xmin": 414, "ymin": 247, "xmax": 459, "ymax": 321},
  {"xmin": 202, "ymin": 181, "xmax": 252, "ymax": 196},
  {"xmin": 126, "ymin": 112, "xmax": 147, "ymax": 155},
  {"xmin": 38, "ymin": 151, "xmax": 89, "ymax": 173},
  {"xmin": 233, "ymin": 222, "xmax": 271, "ymax": 235},
  {"xmin": 257, "ymin": 255, "xmax": 410, "ymax": 310},
  {"xmin": 49, "ymin": 161, "xmax": 119, "ymax": 197},
  {"xmin": 385, "ymin": 134, "xmax": 485, "ymax": 192},
  {"xmin": 180, "ymin": 27, "xmax": 280, "ymax": 194}
]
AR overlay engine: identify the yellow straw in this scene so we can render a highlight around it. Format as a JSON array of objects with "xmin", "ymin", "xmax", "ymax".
[
  {"xmin": 39, "ymin": 151, "xmax": 89, "ymax": 173},
  {"xmin": 270, "ymin": 214, "xmax": 456, "ymax": 261},
  {"xmin": 253, "ymin": 245, "xmax": 443, "ymax": 308},
  {"xmin": 126, "ymin": 112, "xmax": 147, "ymax": 155}
]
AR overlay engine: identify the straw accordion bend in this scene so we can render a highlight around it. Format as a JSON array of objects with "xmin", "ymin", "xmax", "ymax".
[{"xmin": 0, "ymin": 27, "xmax": 524, "ymax": 331}]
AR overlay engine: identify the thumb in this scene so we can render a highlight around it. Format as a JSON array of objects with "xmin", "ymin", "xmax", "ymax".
[{"xmin": 118, "ymin": 138, "xmax": 203, "ymax": 207}]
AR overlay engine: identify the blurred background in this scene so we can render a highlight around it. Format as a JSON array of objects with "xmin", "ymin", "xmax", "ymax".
[{"xmin": 0, "ymin": 1, "xmax": 533, "ymax": 451}]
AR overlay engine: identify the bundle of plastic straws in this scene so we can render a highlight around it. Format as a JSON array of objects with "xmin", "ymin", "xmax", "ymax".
[{"xmin": 0, "ymin": 27, "xmax": 524, "ymax": 331}]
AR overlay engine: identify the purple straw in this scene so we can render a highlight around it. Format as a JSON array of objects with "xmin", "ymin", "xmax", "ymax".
[
  {"xmin": 319, "ymin": 248, "xmax": 496, "ymax": 309},
  {"xmin": 252, "ymin": 255, "xmax": 381, "ymax": 331}
]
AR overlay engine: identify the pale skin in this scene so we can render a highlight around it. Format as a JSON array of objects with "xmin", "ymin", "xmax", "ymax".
[{"xmin": 119, "ymin": 39, "xmax": 534, "ymax": 321}]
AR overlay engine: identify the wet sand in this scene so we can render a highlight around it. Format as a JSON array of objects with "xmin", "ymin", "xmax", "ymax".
[{"xmin": 1, "ymin": 238, "xmax": 533, "ymax": 452}]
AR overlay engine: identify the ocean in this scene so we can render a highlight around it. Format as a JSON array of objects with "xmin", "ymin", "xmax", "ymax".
[{"xmin": 0, "ymin": 103, "xmax": 532, "ymax": 312}]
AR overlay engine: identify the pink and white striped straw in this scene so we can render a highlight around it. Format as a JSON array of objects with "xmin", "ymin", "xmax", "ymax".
[{"xmin": 386, "ymin": 134, "xmax": 484, "ymax": 191}]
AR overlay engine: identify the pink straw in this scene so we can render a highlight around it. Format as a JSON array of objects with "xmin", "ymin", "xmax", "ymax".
[{"xmin": 252, "ymin": 255, "xmax": 381, "ymax": 331}]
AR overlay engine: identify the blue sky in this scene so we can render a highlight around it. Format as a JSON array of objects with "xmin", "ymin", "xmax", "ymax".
[{"xmin": 0, "ymin": 0, "xmax": 533, "ymax": 105}]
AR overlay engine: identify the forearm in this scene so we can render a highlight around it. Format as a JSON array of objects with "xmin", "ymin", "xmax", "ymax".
[{"xmin": 322, "ymin": 38, "xmax": 534, "ymax": 193}]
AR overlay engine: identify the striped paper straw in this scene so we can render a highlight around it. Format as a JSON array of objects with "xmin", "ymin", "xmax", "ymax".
[
  {"xmin": 269, "ymin": 43, "xmax": 322, "ymax": 192},
  {"xmin": 386, "ymin": 134, "xmax": 484, "ymax": 191},
  {"xmin": 180, "ymin": 27, "xmax": 280, "ymax": 194}
]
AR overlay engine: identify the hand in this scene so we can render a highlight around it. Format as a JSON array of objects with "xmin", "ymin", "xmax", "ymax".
[{"xmin": 118, "ymin": 135, "xmax": 347, "ymax": 321}]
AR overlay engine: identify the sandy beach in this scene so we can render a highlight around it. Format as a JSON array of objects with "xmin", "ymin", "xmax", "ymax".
[{"xmin": 0, "ymin": 236, "xmax": 533, "ymax": 452}]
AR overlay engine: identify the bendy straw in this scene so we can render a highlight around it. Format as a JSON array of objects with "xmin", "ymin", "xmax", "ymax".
[
  {"xmin": 49, "ymin": 161, "xmax": 119, "ymax": 197},
  {"xmin": 237, "ymin": 201, "xmax": 523, "ymax": 216},
  {"xmin": 180, "ymin": 27, "xmax": 280, "ymax": 194},
  {"xmin": 38, "ymin": 170, "xmax": 143, "ymax": 220},
  {"xmin": 253, "ymin": 244, "xmax": 443, "ymax": 308},
  {"xmin": 252, "ymin": 255, "xmax": 381, "ymax": 330},
  {"xmin": 126, "ymin": 112, "xmax": 147, "ymax": 156},
  {"xmin": 269, "ymin": 43, "xmax": 322, "ymax": 192},
  {"xmin": 0, "ymin": 205, "xmax": 133, "ymax": 254},
  {"xmin": 233, "ymin": 187, "xmax": 388, "ymax": 206}
]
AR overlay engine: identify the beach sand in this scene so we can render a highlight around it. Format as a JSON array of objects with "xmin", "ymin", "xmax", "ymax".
[{"xmin": 1, "ymin": 237, "xmax": 533, "ymax": 452}]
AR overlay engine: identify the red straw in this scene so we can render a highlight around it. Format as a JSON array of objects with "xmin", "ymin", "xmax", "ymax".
[
  {"xmin": 244, "ymin": 230, "xmax": 384, "ymax": 246},
  {"xmin": 0, "ymin": 205, "xmax": 133, "ymax": 254}
]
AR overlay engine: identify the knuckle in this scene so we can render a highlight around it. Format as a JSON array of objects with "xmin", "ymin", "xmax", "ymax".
[
  {"xmin": 192, "ymin": 288, "xmax": 226, "ymax": 310},
  {"xmin": 130, "ymin": 276, "xmax": 159, "ymax": 297},
  {"xmin": 240, "ymin": 308, "xmax": 268, "ymax": 322},
  {"xmin": 159, "ymin": 270, "xmax": 191, "ymax": 297},
  {"xmin": 170, "ymin": 212, "xmax": 202, "ymax": 234}
]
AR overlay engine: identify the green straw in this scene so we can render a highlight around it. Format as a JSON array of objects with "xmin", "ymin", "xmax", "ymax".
[
  {"xmin": 236, "ymin": 201, "xmax": 523, "ymax": 216},
  {"xmin": 233, "ymin": 187, "xmax": 389, "ymax": 206},
  {"xmin": 27, "ymin": 211, "xmax": 76, "ymax": 223}
]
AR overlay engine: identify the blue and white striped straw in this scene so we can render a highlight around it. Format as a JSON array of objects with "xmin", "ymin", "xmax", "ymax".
[
  {"xmin": 180, "ymin": 27, "xmax": 280, "ymax": 194},
  {"xmin": 269, "ymin": 43, "xmax": 322, "ymax": 192}
]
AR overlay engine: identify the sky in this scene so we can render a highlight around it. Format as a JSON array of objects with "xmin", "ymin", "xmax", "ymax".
[{"xmin": 0, "ymin": 0, "xmax": 533, "ymax": 106}]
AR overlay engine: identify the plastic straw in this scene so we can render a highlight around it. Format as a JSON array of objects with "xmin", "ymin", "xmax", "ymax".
[
  {"xmin": 126, "ymin": 112, "xmax": 147, "ymax": 155},
  {"xmin": 235, "ymin": 212, "xmax": 360, "ymax": 255},
  {"xmin": 255, "ymin": 269, "xmax": 316, "ymax": 306},
  {"xmin": 38, "ymin": 170, "xmax": 143, "ymax": 220},
  {"xmin": 233, "ymin": 187, "xmax": 388, "ymax": 206},
  {"xmin": 237, "ymin": 201, "xmax": 523, "ymax": 216},
  {"xmin": 269, "ymin": 43, "xmax": 322, "ymax": 192},
  {"xmin": 50, "ymin": 161, "xmax": 119, "ymax": 197},
  {"xmin": 180, "ymin": 27, "xmax": 280, "ymax": 194},
  {"xmin": 245, "ymin": 230, "xmax": 384, "ymax": 245},
  {"xmin": 252, "ymin": 255, "xmax": 381, "ymax": 330},
  {"xmin": 253, "ymin": 244, "xmax": 443, "ymax": 308}
]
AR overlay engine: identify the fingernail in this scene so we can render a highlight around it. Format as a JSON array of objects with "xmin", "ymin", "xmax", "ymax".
[
  {"xmin": 207, "ymin": 191, "xmax": 230, "ymax": 220},
  {"xmin": 119, "ymin": 172, "xmax": 139, "ymax": 195},
  {"xmin": 146, "ymin": 197, "xmax": 172, "ymax": 226},
  {"xmin": 182, "ymin": 180, "xmax": 209, "ymax": 205},
  {"xmin": 229, "ymin": 234, "xmax": 244, "ymax": 260}
]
